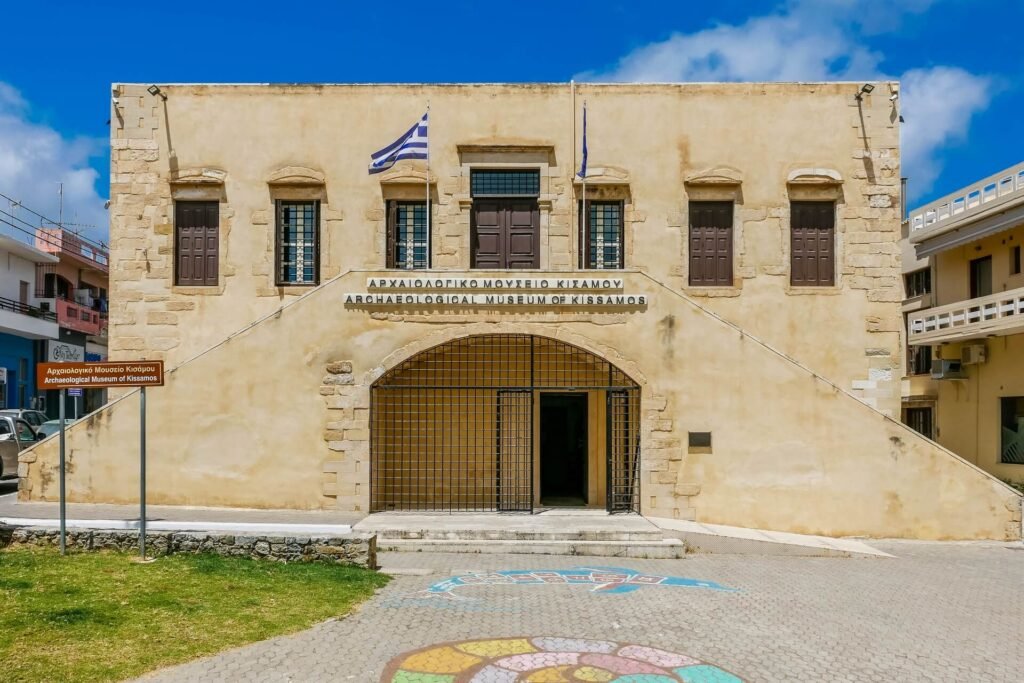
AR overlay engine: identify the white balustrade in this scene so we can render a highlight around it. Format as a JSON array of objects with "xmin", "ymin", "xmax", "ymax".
[
  {"xmin": 909, "ymin": 162, "xmax": 1024, "ymax": 237},
  {"xmin": 908, "ymin": 286, "xmax": 1024, "ymax": 344}
]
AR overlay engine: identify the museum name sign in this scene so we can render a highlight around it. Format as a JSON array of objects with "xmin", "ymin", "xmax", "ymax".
[{"xmin": 344, "ymin": 277, "xmax": 647, "ymax": 308}]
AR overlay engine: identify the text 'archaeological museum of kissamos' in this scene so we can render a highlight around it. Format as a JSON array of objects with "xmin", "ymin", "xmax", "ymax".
[{"xmin": 19, "ymin": 82, "xmax": 1022, "ymax": 540}]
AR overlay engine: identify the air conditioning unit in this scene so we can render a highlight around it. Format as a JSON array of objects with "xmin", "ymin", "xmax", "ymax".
[
  {"xmin": 961, "ymin": 343, "xmax": 987, "ymax": 365},
  {"xmin": 931, "ymin": 359, "xmax": 966, "ymax": 380}
]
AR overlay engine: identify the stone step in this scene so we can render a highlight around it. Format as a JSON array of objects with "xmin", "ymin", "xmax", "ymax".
[
  {"xmin": 377, "ymin": 537, "xmax": 687, "ymax": 559},
  {"xmin": 375, "ymin": 529, "xmax": 664, "ymax": 542}
]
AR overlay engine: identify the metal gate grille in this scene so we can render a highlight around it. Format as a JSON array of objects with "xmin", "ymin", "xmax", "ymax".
[
  {"xmin": 370, "ymin": 334, "xmax": 640, "ymax": 513},
  {"xmin": 607, "ymin": 389, "xmax": 641, "ymax": 513}
]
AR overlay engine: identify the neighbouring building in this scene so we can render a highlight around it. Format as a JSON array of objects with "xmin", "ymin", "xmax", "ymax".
[
  {"xmin": 0, "ymin": 231, "xmax": 60, "ymax": 411},
  {"xmin": 33, "ymin": 228, "xmax": 109, "ymax": 417},
  {"xmin": 904, "ymin": 161, "xmax": 1024, "ymax": 487},
  {"xmin": 18, "ymin": 82, "xmax": 1022, "ymax": 540}
]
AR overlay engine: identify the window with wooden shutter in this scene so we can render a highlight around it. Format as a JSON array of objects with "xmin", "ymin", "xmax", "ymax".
[
  {"xmin": 174, "ymin": 201, "xmax": 219, "ymax": 286},
  {"xmin": 688, "ymin": 201, "xmax": 733, "ymax": 286},
  {"xmin": 387, "ymin": 201, "xmax": 429, "ymax": 269},
  {"xmin": 790, "ymin": 201, "xmax": 836, "ymax": 286},
  {"xmin": 579, "ymin": 200, "xmax": 624, "ymax": 270}
]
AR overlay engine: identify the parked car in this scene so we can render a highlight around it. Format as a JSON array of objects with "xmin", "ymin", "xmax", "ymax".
[
  {"xmin": 0, "ymin": 409, "xmax": 49, "ymax": 429},
  {"xmin": 35, "ymin": 419, "xmax": 76, "ymax": 439},
  {"xmin": 0, "ymin": 415, "xmax": 43, "ymax": 480}
]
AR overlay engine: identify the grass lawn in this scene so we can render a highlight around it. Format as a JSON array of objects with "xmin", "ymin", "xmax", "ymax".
[{"xmin": 0, "ymin": 547, "xmax": 389, "ymax": 682}]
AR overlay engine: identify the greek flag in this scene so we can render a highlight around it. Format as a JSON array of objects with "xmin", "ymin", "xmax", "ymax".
[{"xmin": 368, "ymin": 112, "xmax": 428, "ymax": 174}]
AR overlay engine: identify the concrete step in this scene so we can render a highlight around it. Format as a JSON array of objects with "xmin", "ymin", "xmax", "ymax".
[
  {"xmin": 377, "ymin": 537, "xmax": 687, "ymax": 559},
  {"xmin": 375, "ymin": 529, "xmax": 664, "ymax": 542}
]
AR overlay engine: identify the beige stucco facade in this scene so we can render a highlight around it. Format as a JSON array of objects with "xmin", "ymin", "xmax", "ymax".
[
  {"xmin": 18, "ymin": 83, "xmax": 1022, "ymax": 540},
  {"xmin": 907, "ymin": 213, "xmax": 1024, "ymax": 485}
]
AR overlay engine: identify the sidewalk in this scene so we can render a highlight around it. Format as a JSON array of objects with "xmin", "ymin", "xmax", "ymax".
[{"xmin": 0, "ymin": 485, "xmax": 363, "ymax": 534}]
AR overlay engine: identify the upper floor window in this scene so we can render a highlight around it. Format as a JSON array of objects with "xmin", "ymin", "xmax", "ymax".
[
  {"xmin": 969, "ymin": 255, "xmax": 992, "ymax": 299},
  {"xmin": 1011, "ymin": 245, "xmax": 1021, "ymax": 275},
  {"xmin": 276, "ymin": 200, "xmax": 320, "ymax": 286},
  {"xmin": 688, "ymin": 201, "xmax": 733, "ymax": 286},
  {"xmin": 790, "ymin": 201, "xmax": 835, "ymax": 287},
  {"xmin": 470, "ymin": 169, "xmax": 540, "ymax": 197},
  {"xmin": 580, "ymin": 201, "xmax": 624, "ymax": 270},
  {"xmin": 904, "ymin": 268, "xmax": 931, "ymax": 298},
  {"xmin": 908, "ymin": 343, "xmax": 932, "ymax": 376},
  {"xmin": 387, "ymin": 201, "xmax": 429, "ymax": 269},
  {"xmin": 174, "ymin": 201, "xmax": 219, "ymax": 286}
]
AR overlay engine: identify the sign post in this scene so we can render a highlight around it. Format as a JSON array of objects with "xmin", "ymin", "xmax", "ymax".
[
  {"xmin": 140, "ymin": 386, "xmax": 147, "ymax": 558},
  {"xmin": 58, "ymin": 388, "xmax": 66, "ymax": 555},
  {"xmin": 38, "ymin": 360, "xmax": 164, "ymax": 559},
  {"xmin": 68, "ymin": 387, "xmax": 82, "ymax": 419}
]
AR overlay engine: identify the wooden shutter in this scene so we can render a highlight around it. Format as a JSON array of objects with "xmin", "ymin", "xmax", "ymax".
[
  {"xmin": 505, "ymin": 200, "xmax": 539, "ymax": 269},
  {"xmin": 579, "ymin": 199, "xmax": 589, "ymax": 269},
  {"xmin": 472, "ymin": 199, "xmax": 539, "ymax": 269},
  {"xmin": 688, "ymin": 201, "xmax": 733, "ymax": 286},
  {"xmin": 791, "ymin": 201, "xmax": 835, "ymax": 286},
  {"xmin": 175, "ymin": 201, "xmax": 219, "ymax": 286},
  {"xmin": 471, "ymin": 200, "xmax": 505, "ymax": 269},
  {"xmin": 386, "ymin": 201, "xmax": 397, "ymax": 268}
]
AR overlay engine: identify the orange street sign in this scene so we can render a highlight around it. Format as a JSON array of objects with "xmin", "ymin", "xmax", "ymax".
[{"xmin": 37, "ymin": 361, "xmax": 165, "ymax": 390}]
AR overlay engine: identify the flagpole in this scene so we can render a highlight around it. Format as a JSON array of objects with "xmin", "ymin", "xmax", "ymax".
[
  {"xmin": 581, "ymin": 100, "xmax": 586, "ymax": 267},
  {"xmin": 426, "ymin": 103, "xmax": 431, "ymax": 269}
]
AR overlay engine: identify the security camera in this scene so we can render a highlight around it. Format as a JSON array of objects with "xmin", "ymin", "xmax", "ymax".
[
  {"xmin": 889, "ymin": 93, "xmax": 899, "ymax": 102},
  {"xmin": 112, "ymin": 97, "xmax": 120, "ymax": 106}
]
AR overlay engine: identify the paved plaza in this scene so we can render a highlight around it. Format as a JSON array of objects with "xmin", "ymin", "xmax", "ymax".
[{"xmin": 139, "ymin": 540, "xmax": 1023, "ymax": 682}]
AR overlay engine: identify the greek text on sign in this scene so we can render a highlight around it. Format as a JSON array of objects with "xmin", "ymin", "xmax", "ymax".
[
  {"xmin": 366, "ymin": 277, "xmax": 625, "ymax": 290},
  {"xmin": 37, "ymin": 361, "xmax": 165, "ymax": 389}
]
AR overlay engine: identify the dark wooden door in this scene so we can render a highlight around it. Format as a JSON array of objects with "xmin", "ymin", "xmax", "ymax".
[
  {"xmin": 791, "ymin": 201, "xmax": 835, "ymax": 286},
  {"xmin": 472, "ymin": 200, "xmax": 539, "ymax": 269},
  {"xmin": 175, "ymin": 201, "xmax": 219, "ymax": 286},
  {"xmin": 689, "ymin": 201, "xmax": 733, "ymax": 286}
]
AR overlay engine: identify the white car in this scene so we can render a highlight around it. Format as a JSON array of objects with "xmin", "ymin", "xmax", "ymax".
[{"xmin": 0, "ymin": 415, "xmax": 43, "ymax": 479}]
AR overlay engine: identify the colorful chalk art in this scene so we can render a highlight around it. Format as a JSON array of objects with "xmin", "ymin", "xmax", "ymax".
[
  {"xmin": 408, "ymin": 567, "xmax": 734, "ymax": 601},
  {"xmin": 381, "ymin": 637, "xmax": 744, "ymax": 682}
]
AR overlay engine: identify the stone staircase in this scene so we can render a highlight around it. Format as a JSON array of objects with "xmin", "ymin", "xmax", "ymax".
[{"xmin": 352, "ymin": 511, "xmax": 687, "ymax": 559}]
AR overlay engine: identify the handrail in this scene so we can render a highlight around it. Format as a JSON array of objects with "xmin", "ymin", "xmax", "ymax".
[
  {"xmin": 0, "ymin": 295, "xmax": 57, "ymax": 321},
  {"xmin": 909, "ymin": 161, "xmax": 1024, "ymax": 239},
  {"xmin": 908, "ymin": 286, "xmax": 1024, "ymax": 342}
]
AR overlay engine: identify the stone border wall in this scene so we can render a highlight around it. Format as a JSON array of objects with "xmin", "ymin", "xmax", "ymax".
[{"xmin": 0, "ymin": 526, "xmax": 376, "ymax": 568}]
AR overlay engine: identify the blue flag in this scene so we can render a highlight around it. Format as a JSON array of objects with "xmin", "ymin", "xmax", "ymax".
[{"xmin": 578, "ymin": 104, "xmax": 587, "ymax": 179}]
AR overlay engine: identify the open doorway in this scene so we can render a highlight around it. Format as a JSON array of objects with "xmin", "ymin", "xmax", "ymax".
[{"xmin": 539, "ymin": 393, "xmax": 588, "ymax": 506}]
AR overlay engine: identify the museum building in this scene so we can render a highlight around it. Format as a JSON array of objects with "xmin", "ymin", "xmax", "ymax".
[{"xmin": 18, "ymin": 83, "xmax": 1022, "ymax": 540}]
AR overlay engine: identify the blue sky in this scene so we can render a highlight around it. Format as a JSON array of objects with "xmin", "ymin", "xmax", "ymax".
[{"xmin": 1, "ymin": 0, "xmax": 1021, "ymax": 243}]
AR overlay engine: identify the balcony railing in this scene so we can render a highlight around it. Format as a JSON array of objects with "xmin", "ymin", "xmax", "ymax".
[
  {"xmin": 908, "ymin": 286, "xmax": 1024, "ymax": 345},
  {"xmin": 908, "ymin": 162, "xmax": 1024, "ymax": 241},
  {"xmin": 34, "ymin": 227, "xmax": 109, "ymax": 273},
  {"xmin": 0, "ymin": 295, "xmax": 57, "ymax": 322}
]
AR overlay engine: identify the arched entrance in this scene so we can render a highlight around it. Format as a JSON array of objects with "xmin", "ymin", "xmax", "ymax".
[{"xmin": 370, "ymin": 334, "xmax": 640, "ymax": 513}]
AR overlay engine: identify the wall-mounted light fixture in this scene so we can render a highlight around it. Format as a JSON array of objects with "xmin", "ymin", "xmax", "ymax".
[
  {"xmin": 855, "ymin": 83, "xmax": 875, "ymax": 100},
  {"xmin": 147, "ymin": 85, "xmax": 167, "ymax": 100}
]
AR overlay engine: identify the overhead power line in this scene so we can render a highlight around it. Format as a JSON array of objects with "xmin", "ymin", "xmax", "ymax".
[
  {"xmin": 0, "ymin": 213, "xmax": 88, "ymax": 254},
  {"xmin": 0, "ymin": 191, "xmax": 109, "ymax": 252}
]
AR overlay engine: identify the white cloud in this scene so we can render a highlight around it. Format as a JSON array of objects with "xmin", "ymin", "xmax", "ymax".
[
  {"xmin": 580, "ymin": 1, "xmax": 991, "ymax": 200},
  {"xmin": 0, "ymin": 82, "xmax": 108, "ymax": 245},
  {"xmin": 900, "ymin": 67, "xmax": 992, "ymax": 193}
]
